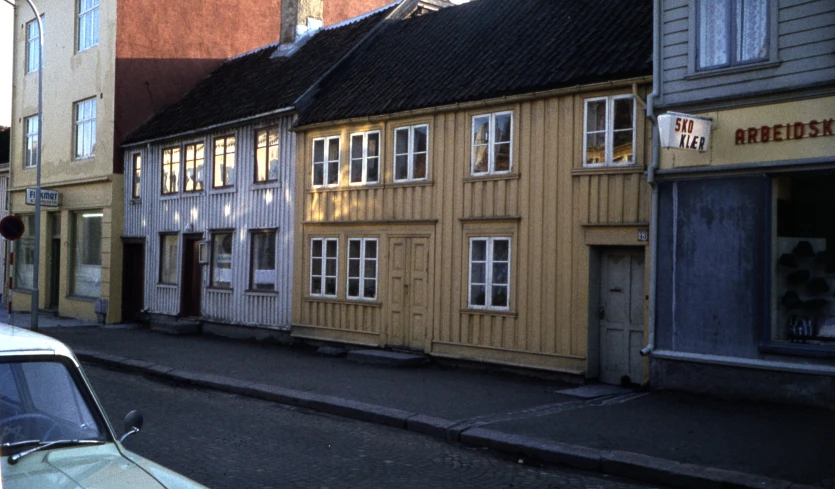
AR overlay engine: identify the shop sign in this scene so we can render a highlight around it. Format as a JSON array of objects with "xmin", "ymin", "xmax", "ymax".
[
  {"xmin": 734, "ymin": 118, "xmax": 834, "ymax": 145},
  {"xmin": 25, "ymin": 188, "xmax": 59, "ymax": 207},
  {"xmin": 658, "ymin": 112, "xmax": 711, "ymax": 152}
]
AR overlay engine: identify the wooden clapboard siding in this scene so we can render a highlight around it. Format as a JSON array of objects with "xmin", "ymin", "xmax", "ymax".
[
  {"xmin": 294, "ymin": 85, "xmax": 651, "ymax": 373},
  {"xmin": 123, "ymin": 116, "xmax": 296, "ymax": 328}
]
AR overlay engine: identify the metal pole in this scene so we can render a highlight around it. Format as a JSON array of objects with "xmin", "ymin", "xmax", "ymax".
[{"xmin": 24, "ymin": 0, "xmax": 43, "ymax": 331}]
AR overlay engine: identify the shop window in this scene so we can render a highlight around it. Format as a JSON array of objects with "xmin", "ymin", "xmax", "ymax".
[
  {"xmin": 773, "ymin": 173, "xmax": 835, "ymax": 347},
  {"xmin": 159, "ymin": 234, "xmax": 178, "ymax": 285},
  {"xmin": 698, "ymin": 0, "xmax": 768, "ymax": 70},
  {"xmin": 310, "ymin": 238, "xmax": 337, "ymax": 297},
  {"xmin": 347, "ymin": 238, "xmax": 377, "ymax": 300},
  {"xmin": 394, "ymin": 125, "xmax": 428, "ymax": 182},
  {"xmin": 73, "ymin": 211, "xmax": 102, "ymax": 297},
  {"xmin": 14, "ymin": 215, "xmax": 35, "ymax": 290},
  {"xmin": 250, "ymin": 230, "xmax": 276, "ymax": 290},
  {"xmin": 211, "ymin": 232, "xmax": 233, "ymax": 288}
]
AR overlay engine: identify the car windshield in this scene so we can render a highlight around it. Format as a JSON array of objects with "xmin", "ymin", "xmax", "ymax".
[{"xmin": 1, "ymin": 358, "xmax": 108, "ymax": 453}]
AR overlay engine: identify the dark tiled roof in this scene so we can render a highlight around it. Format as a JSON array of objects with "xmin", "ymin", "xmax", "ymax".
[
  {"xmin": 297, "ymin": 0, "xmax": 652, "ymax": 126},
  {"xmin": 123, "ymin": 8, "xmax": 392, "ymax": 145}
]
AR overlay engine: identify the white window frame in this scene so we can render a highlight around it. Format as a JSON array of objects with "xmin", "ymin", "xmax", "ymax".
[
  {"xmin": 183, "ymin": 142, "xmax": 205, "ymax": 193},
  {"xmin": 159, "ymin": 234, "xmax": 179, "ymax": 285},
  {"xmin": 582, "ymin": 95, "xmax": 636, "ymax": 168},
  {"xmin": 212, "ymin": 135, "xmax": 236, "ymax": 189},
  {"xmin": 161, "ymin": 146, "xmax": 181, "ymax": 195},
  {"xmin": 24, "ymin": 115, "xmax": 38, "ymax": 169},
  {"xmin": 74, "ymin": 98, "xmax": 96, "ymax": 160},
  {"xmin": 255, "ymin": 127, "xmax": 280, "ymax": 184},
  {"xmin": 310, "ymin": 238, "xmax": 338, "ymax": 298},
  {"xmin": 77, "ymin": 0, "xmax": 99, "ymax": 52},
  {"xmin": 210, "ymin": 231, "xmax": 234, "ymax": 289},
  {"xmin": 312, "ymin": 136, "xmax": 340, "ymax": 188},
  {"xmin": 349, "ymin": 131, "xmax": 381, "ymax": 185},
  {"xmin": 468, "ymin": 237, "xmax": 511, "ymax": 311},
  {"xmin": 393, "ymin": 124, "xmax": 429, "ymax": 182},
  {"xmin": 346, "ymin": 238, "xmax": 378, "ymax": 301},
  {"xmin": 471, "ymin": 111, "xmax": 513, "ymax": 176},
  {"xmin": 249, "ymin": 229, "xmax": 277, "ymax": 291},
  {"xmin": 26, "ymin": 18, "xmax": 42, "ymax": 73}
]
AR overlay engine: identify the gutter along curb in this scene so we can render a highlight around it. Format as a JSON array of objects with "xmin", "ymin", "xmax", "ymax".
[{"xmin": 74, "ymin": 349, "xmax": 816, "ymax": 489}]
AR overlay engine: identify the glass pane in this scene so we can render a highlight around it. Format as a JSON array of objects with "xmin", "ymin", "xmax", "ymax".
[
  {"xmin": 256, "ymin": 147, "xmax": 267, "ymax": 181},
  {"xmin": 736, "ymin": 0, "xmax": 768, "ymax": 63},
  {"xmin": 365, "ymin": 240, "xmax": 377, "ymax": 258},
  {"xmin": 414, "ymin": 126, "xmax": 427, "ymax": 153},
  {"xmin": 364, "ymin": 279, "xmax": 376, "ymax": 299},
  {"xmin": 269, "ymin": 129, "xmax": 279, "ymax": 147},
  {"xmin": 586, "ymin": 133, "xmax": 606, "ymax": 164},
  {"xmin": 395, "ymin": 128, "xmax": 409, "ymax": 155},
  {"xmin": 325, "ymin": 259, "xmax": 336, "ymax": 276},
  {"xmin": 348, "ymin": 278, "xmax": 360, "ymax": 297},
  {"xmin": 311, "ymin": 277, "xmax": 322, "ymax": 294},
  {"xmin": 699, "ymin": 0, "xmax": 729, "ymax": 68},
  {"xmin": 313, "ymin": 139, "xmax": 324, "ymax": 162},
  {"xmin": 212, "ymin": 233, "xmax": 232, "ymax": 288},
  {"xmin": 327, "ymin": 162, "xmax": 339, "ymax": 185},
  {"xmin": 312, "ymin": 239, "xmax": 322, "ymax": 257},
  {"xmin": 328, "ymin": 138, "xmax": 339, "ymax": 161},
  {"xmin": 351, "ymin": 135, "xmax": 363, "ymax": 159},
  {"xmin": 494, "ymin": 143, "xmax": 510, "ymax": 172},
  {"xmin": 364, "ymin": 259, "xmax": 376, "ymax": 278},
  {"xmin": 326, "ymin": 240, "xmax": 338, "ymax": 258},
  {"xmin": 471, "ymin": 263, "xmax": 485, "ymax": 283},
  {"xmin": 471, "ymin": 285, "xmax": 486, "ymax": 306},
  {"xmin": 413, "ymin": 154, "xmax": 427, "ymax": 180},
  {"xmin": 472, "ymin": 116, "xmax": 489, "ymax": 145},
  {"xmin": 473, "ymin": 145, "xmax": 488, "ymax": 173},
  {"xmin": 257, "ymin": 130, "xmax": 267, "ymax": 148},
  {"xmin": 492, "ymin": 285, "xmax": 508, "ymax": 308},
  {"xmin": 613, "ymin": 98, "xmax": 634, "ymax": 130},
  {"xmin": 493, "ymin": 239, "xmax": 509, "ymax": 261},
  {"xmin": 586, "ymin": 100, "xmax": 607, "ymax": 132},
  {"xmin": 367, "ymin": 157, "xmax": 378, "ymax": 182},
  {"xmin": 395, "ymin": 155, "xmax": 408, "ymax": 180},
  {"xmin": 313, "ymin": 163, "xmax": 324, "ymax": 186},
  {"xmin": 492, "ymin": 263, "xmax": 508, "ymax": 285},
  {"xmin": 214, "ymin": 156, "xmax": 225, "ymax": 187},
  {"xmin": 351, "ymin": 159, "xmax": 363, "ymax": 183},
  {"xmin": 472, "ymin": 240, "xmax": 486, "ymax": 261},
  {"xmin": 613, "ymin": 130, "xmax": 634, "ymax": 163},
  {"xmin": 368, "ymin": 133, "xmax": 379, "ymax": 157},
  {"xmin": 348, "ymin": 259, "xmax": 360, "ymax": 277},
  {"xmin": 311, "ymin": 258, "xmax": 322, "ymax": 275},
  {"xmin": 268, "ymin": 146, "xmax": 279, "ymax": 181},
  {"xmin": 494, "ymin": 114, "xmax": 511, "ymax": 143},
  {"xmin": 349, "ymin": 240, "xmax": 361, "ymax": 258},
  {"xmin": 225, "ymin": 154, "xmax": 235, "ymax": 186},
  {"xmin": 325, "ymin": 278, "xmax": 336, "ymax": 295}
]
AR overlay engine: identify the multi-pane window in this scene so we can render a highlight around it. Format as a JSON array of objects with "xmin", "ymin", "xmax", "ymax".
[
  {"xmin": 161, "ymin": 147, "xmax": 180, "ymax": 195},
  {"xmin": 131, "ymin": 154, "xmax": 141, "ymax": 199},
  {"xmin": 24, "ymin": 116, "xmax": 38, "ymax": 169},
  {"xmin": 394, "ymin": 125, "xmax": 428, "ymax": 181},
  {"xmin": 74, "ymin": 98, "xmax": 96, "ymax": 159},
  {"xmin": 77, "ymin": 0, "xmax": 99, "ymax": 52},
  {"xmin": 583, "ymin": 95, "xmax": 634, "ymax": 166},
  {"xmin": 211, "ymin": 232, "xmax": 233, "ymax": 288},
  {"xmin": 26, "ymin": 18, "xmax": 42, "ymax": 73},
  {"xmin": 159, "ymin": 234, "xmax": 178, "ymax": 285},
  {"xmin": 255, "ymin": 128, "xmax": 280, "ymax": 183},
  {"xmin": 310, "ymin": 238, "xmax": 337, "ymax": 297},
  {"xmin": 698, "ymin": 0, "xmax": 768, "ymax": 70},
  {"xmin": 213, "ymin": 136, "xmax": 236, "ymax": 188},
  {"xmin": 184, "ymin": 143, "xmax": 204, "ymax": 192},
  {"xmin": 312, "ymin": 136, "xmax": 340, "ymax": 187},
  {"xmin": 250, "ymin": 230, "xmax": 276, "ymax": 290},
  {"xmin": 468, "ymin": 237, "xmax": 510, "ymax": 310},
  {"xmin": 14, "ymin": 215, "xmax": 35, "ymax": 290},
  {"xmin": 347, "ymin": 238, "xmax": 377, "ymax": 300},
  {"xmin": 472, "ymin": 112, "xmax": 512, "ymax": 175},
  {"xmin": 73, "ymin": 211, "xmax": 102, "ymax": 297},
  {"xmin": 350, "ymin": 131, "xmax": 380, "ymax": 185}
]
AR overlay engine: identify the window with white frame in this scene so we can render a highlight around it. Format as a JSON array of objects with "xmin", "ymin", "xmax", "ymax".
[
  {"xmin": 184, "ymin": 143, "xmax": 204, "ymax": 192},
  {"xmin": 159, "ymin": 234, "xmax": 178, "ymax": 285},
  {"xmin": 131, "ymin": 154, "xmax": 141, "ymax": 199},
  {"xmin": 584, "ymin": 96, "xmax": 635, "ymax": 166},
  {"xmin": 350, "ymin": 131, "xmax": 380, "ymax": 185},
  {"xmin": 77, "ymin": 0, "xmax": 99, "ymax": 52},
  {"xmin": 347, "ymin": 238, "xmax": 377, "ymax": 300},
  {"xmin": 26, "ymin": 18, "xmax": 42, "ymax": 73},
  {"xmin": 250, "ymin": 230, "xmax": 276, "ymax": 290},
  {"xmin": 73, "ymin": 211, "xmax": 102, "ymax": 297},
  {"xmin": 312, "ymin": 136, "xmax": 340, "ymax": 187},
  {"xmin": 472, "ymin": 112, "xmax": 512, "ymax": 175},
  {"xmin": 310, "ymin": 238, "xmax": 337, "ymax": 297},
  {"xmin": 468, "ymin": 237, "xmax": 510, "ymax": 310},
  {"xmin": 698, "ymin": 0, "xmax": 768, "ymax": 70},
  {"xmin": 74, "ymin": 98, "xmax": 96, "ymax": 159},
  {"xmin": 211, "ymin": 231, "xmax": 233, "ymax": 288},
  {"xmin": 161, "ymin": 147, "xmax": 180, "ymax": 195},
  {"xmin": 255, "ymin": 128, "xmax": 280, "ymax": 183},
  {"xmin": 213, "ymin": 136, "xmax": 236, "ymax": 188},
  {"xmin": 24, "ymin": 115, "xmax": 38, "ymax": 169},
  {"xmin": 394, "ymin": 124, "xmax": 428, "ymax": 181}
]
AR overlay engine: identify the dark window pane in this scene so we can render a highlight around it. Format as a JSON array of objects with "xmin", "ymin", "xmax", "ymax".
[
  {"xmin": 414, "ymin": 126, "xmax": 427, "ymax": 152},
  {"xmin": 367, "ymin": 157, "xmax": 378, "ymax": 182},
  {"xmin": 351, "ymin": 159, "xmax": 363, "ymax": 183},
  {"xmin": 495, "ymin": 143, "xmax": 510, "ymax": 172},
  {"xmin": 395, "ymin": 155, "xmax": 408, "ymax": 180},
  {"xmin": 311, "ymin": 277, "xmax": 322, "ymax": 294},
  {"xmin": 351, "ymin": 135, "xmax": 363, "ymax": 159},
  {"xmin": 364, "ymin": 279, "xmax": 376, "ymax": 299},
  {"xmin": 613, "ymin": 130, "xmax": 633, "ymax": 163},
  {"xmin": 349, "ymin": 259, "xmax": 360, "ymax": 277},
  {"xmin": 471, "ymin": 263, "xmax": 485, "ymax": 283},
  {"xmin": 325, "ymin": 259, "xmax": 336, "ymax": 276},
  {"xmin": 365, "ymin": 240, "xmax": 377, "ymax": 258},
  {"xmin": 326, "ymin": 240, "xmax": 337, "ymax": 257},
  {"xmin": 328, "ymin": 162, "xmax": 339, "ymax": 184},
  {"xmin": 312, "ymin": 240, "xmax": 322, "ymax": 257},
  {"xmin": 472, "ymin": 240, "xmax": 486, "ymax": 261},
  {"xmin": 349, "ymin": 240, "xmax": 361, "ymax": 258},
  {"xmin": 325, "ymin": 278, "xmax": 336, "ymax": 295},
  {"xmin": 413, "ymin": 154, "xmax": 427, "ymax": 179},
  {"xmin": 613, "ymin": 98, "xmax": 634, "ymax": 130},
  {"xmin": 328, "ymin": 138, "xmax": 339, "ymax": 161},
  {"xmin": 348, "ymin": 278, "xmax": 359, "ymax": 297},
  {"xmin": 367, "ymin": 133, "xmax": 379, "ymax": 157},
  {"xmin": 492, "ymin": 286, "xmax": 508, "ymax": 307},
  {"xmin": 494, "ymin": 113, "xmax": 511, "ymax": 143},
  {"xmin": 311, "ymin": 258, "xmax": 322, "ymax": 275},
  {"xmin": 313, "ymin": 140, "xmax": 324, "ymax": 162},
  {"xmin": 395, "ymin": 128, "xmax": 409, "ymax": 155},
  {"xmin": 586, "ymin": 101, "xmax": 606, "ymax": 132},
  {"xmin": 493, "ymin": 240, "xmax": 509, "ymax": 261},
  {"xmin": 493, "ymin": 263, "xmax": 508, "ymax": 284},
  {"xmin": 364, "ymin": 260, "xmax": 376, "ymax": 278},
  {"xmin": 313, "ymin": 163, "xmax": 324, "ymax": 186},
  {"xmin": 471, "ymin": 285, "xmax": 486, "ymax": 306}
]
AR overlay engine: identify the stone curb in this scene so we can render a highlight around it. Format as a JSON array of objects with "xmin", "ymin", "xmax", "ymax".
[{"xmin": 75, "ymin": 350, "xmax": 816, "ymax": 489}]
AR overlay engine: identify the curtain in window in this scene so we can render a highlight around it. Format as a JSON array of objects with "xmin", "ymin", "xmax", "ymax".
[
  {"xmin": 699, "ymin": 1, "xmax": 729, "ymax": 68},
  {"xmin": 736, "ymin": 0, "xmax": 767, "ymax": 63}
]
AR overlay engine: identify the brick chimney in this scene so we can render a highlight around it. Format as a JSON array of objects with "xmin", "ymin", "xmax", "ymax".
[{"xmin": 281, "ymin": 0, "xmax": 324, "ymax": 43}]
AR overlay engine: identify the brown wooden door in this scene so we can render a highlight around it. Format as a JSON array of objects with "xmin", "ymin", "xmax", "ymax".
[
  {"xmin": 122, "ymin": 241, "xmax": 145, "ymax": 322},
  {"xmin": 599, "ymin": 249, "xmax": 645, "ymax": 385},
  {"xmin": 180, "ymin": 236, "xmax": 202, "ymax": 317},
  {"xmin": 387, "ymin": 236, "xmax": 430, "ymax": 351}
]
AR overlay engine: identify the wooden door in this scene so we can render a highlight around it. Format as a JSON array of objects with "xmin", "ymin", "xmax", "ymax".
[
  {"xmin": 180, "ymin": 236, "xmax": 202, "ymax": 317},
  {"xmin": 599, "ymin": 249, "xmax": 645, "ymax": 385},
  {"xmin": 121, "ymin": 241, "xmax": 145, "ymax": 322},
  {"xmin": 387, "ymin": 236, "xmax": 430, "ymax": 351}
]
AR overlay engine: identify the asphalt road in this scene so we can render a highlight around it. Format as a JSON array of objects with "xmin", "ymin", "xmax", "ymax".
[{"xmin": 83, "ymin": 364, "xmax": 666, "ymax": 489}]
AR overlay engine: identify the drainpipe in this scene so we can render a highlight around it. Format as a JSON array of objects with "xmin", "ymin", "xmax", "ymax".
[{"xmin": 640, "ymin": 0, "xmax": 662, "ymax": 358}]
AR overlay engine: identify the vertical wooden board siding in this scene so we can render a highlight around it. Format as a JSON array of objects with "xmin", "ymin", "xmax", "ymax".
[
  {"xmin": 557, "ymin": 96, "xmax": 577, "ymax": 356},
  {"xmin": 516, "ymin": 101, "xmax": 531, "ymax": 350},
  {"xmin": 529, "ymin": 99, "xmax": 545, "ymax": 353},
  {"xmin": 542, "ymin": 97, "xmax": 559, "ymax": 355},
  {"xmin": 438, "ymin": 112, "xmax": 454, "ymax": 343},
  {"xmin": 623, "ymin": 173, "xmax": 638, "ymax": 223}
]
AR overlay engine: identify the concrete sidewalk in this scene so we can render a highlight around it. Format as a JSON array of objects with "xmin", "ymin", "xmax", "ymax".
[{"xmin": 19, "ymin": 315, "xmax": 831, "ymax": 489}]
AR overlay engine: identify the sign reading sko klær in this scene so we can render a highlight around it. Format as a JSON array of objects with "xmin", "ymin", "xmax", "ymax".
[
  {"xmin": 658, "ymin": 112, "xmax": 712, "ymax": 153},
  {"xmin": 25, "ymin": 188, "xmax": 60, "ymax": 207}
]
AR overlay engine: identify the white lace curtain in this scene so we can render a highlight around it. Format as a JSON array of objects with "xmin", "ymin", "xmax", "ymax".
[{"xmin": 698, "ymin": 0, "xmax": 767, "ymax": 69}]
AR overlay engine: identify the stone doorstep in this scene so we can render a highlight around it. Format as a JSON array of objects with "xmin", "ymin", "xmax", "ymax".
[{"xmin": 346, "ymin": 349, "xmax": 429, "ymax": 367}]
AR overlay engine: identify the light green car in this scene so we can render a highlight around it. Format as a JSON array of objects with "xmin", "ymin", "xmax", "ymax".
[{"xmin": 0, "ymin": 324, "xmax": 208, "ymax": 489}]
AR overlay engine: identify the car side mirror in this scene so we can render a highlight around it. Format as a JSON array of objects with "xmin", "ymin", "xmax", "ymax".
[{"xmin": 120, "ymin": 410, "xmax": 144, "ymax": 442}]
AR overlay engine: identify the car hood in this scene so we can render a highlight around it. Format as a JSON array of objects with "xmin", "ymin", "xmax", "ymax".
[{"xmin": 1, "ymin": 444, "xmax": 166, "ymax": 489}]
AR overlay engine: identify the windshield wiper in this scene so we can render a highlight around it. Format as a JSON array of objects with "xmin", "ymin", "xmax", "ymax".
[{"xmin": 7, "ymin": 439, "xmax": 105, "ymax": 464}]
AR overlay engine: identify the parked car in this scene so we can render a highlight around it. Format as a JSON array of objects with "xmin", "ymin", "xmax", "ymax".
[{"xmin": 0, "ymin": 323, "xmax": 208, "ymax": 489}]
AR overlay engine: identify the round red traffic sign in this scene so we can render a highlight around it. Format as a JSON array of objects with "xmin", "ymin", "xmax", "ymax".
[{"xmin": 0, "ymin": 216, "xmax": 25, "ymax": 241}]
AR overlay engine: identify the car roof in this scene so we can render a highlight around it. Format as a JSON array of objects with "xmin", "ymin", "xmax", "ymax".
[{"xmin": 0, "ymin": 322, "xmax": 76, "ymax": 359}]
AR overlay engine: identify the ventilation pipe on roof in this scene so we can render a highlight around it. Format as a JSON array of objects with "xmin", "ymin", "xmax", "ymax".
[{"xmin": 281, "ymin": 0, "xmax": 324, "ymax": 44}]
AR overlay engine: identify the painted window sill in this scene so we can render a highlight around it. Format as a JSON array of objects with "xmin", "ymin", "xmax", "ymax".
[
  {"xmin": 304, "ymin": 296, "xmax": 382, "ymax": 307},
  {"xmin": 245, "ymin": 290, "xmax": 278, "ymax": 296},
  {"xmin": 686, "ymin": 60, "xmax": 782, "ymax": 80},
  {"xmin": 207, "ymin": 287, "xmax": 233, "ymax": 293},
  {"xmin": 463, "ymin": 173, "xmax": 519, "ymax": 183},
  {"xmin": 460, "ymin": 308, "xmax": 517, "ymax": 318}
]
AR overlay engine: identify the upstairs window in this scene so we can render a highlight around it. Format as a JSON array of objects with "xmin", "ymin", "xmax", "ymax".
[
  {"xmin": 584, "ymin": 95, "xmax": 635, "ymax": 166},
  {"xmin": 161, "ymin": 147, "xmax": 180, "ymax": 195},
  {"xmin": 255, "ymin": 128, "xmax": 280, "ymax": 183},
  {"xmin": 394, "ymin": 124, "xmax": 428, "ymax": 182},
  {"xmin": 77, "ymin": 0, "xmax": 99, "ymax": 52},
  {"xmin": 131, "ymin": 154, "xmax": 141, "ymax": 199},
  {"xmin": 74, "ymin": 98, "xmax": 96, "ymax": 159},
  {"xmin": 698, "ymin": 0, "xmax": 768, "ymax": 70},
  {"xmin": 310, "ymin": 238, "xmax": 337, "ymax": 297},
  {"xmin": 24, "ymin": 115, "xmax": 38, "ymax": 169},
  {"xmin": 347, "ymin": 238, "xmax": 377, "ymax": 300},
  {"xmin": 312, "ymin": 136, "xmax": 339, "ymax": 187},
  {"xmin": 350, "ymin": 131, "xmax": 380, "ymax": 185},
  {"xmin": 472, "ymin": 112, "xmax": 512, "ymax": 176},
  {"xmin": 213, "ymin": 136, "xmax": 236, "ymax": 189},
  {"xmin": 184, "ymin": 143, "xmax": 204, "ymax": 192},
  {"xmin": 26, "ymin": 18, "xmax": 42, "ymax": 73}
]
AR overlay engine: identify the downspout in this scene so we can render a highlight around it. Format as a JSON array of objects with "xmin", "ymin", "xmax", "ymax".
[{"xmin": 640, "ymin": 0, "xmax": 662, "ymax": 358}]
